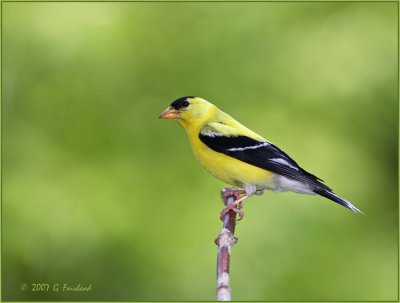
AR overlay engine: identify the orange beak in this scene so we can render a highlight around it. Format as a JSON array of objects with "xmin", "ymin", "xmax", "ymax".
[{"xmin": 159, "ymin": 106, "xmax": 180, "ymax": 120}]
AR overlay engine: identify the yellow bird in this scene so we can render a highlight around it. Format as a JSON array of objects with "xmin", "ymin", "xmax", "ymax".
[{"xmin": 159, "ymin": 96, "xmax": 363, "ymax": 219}]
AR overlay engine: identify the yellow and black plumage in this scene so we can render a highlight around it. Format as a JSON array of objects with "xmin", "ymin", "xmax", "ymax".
[{"xmin": 159, "ymin": 96, "xmax": 363, "ymax": 215}]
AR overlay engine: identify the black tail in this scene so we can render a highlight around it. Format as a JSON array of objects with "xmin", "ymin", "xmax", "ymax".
[{"xmin": 313, "ymin": 188, "xmax": 365, "ymax": 215}]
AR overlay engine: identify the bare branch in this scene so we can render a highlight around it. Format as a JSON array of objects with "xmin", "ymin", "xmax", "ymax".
[{"xmin": 215, "ymin": 188, "xmax": 239, "ymax": 301}]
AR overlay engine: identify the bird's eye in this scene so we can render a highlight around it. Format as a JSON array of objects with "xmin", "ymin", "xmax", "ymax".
[{"xmin": 182, "ymin": 101, "xmax": 189, "ymax": 108}]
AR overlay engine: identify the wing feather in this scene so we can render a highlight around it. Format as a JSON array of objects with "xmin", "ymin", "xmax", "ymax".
[{"xmin": 199, "ymin": 124, "xmax": 331, "ymax": 191}]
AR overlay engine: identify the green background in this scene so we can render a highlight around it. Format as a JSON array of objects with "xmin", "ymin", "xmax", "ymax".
[{"xmin": 2, "ymin": 2, "xmax": 398, "ymax": 301}]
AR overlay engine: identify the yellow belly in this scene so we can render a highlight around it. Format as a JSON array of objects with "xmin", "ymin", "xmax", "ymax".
[{"xmin": 190, "ymin": 137, "xmax": 275, "ymax": 189}]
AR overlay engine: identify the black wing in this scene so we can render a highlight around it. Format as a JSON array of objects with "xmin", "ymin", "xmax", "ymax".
[{"xmin": 199, "ymin": 133, "xmax": 331, "ymax": 191}]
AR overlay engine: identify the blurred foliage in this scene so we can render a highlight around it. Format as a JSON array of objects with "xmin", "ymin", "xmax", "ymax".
[{"xmin": 2, "ymin": 2, "xmax": 398, "ymax": 301}]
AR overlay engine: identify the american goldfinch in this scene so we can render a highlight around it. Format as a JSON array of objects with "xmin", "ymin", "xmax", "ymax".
[{"xmin": 159, "ymin": 96, "xmax": 363, "ymax": 219}]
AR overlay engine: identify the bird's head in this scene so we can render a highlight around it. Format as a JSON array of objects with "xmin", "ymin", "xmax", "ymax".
[{"xmin": 159, "ymin": 96, "xmax": 216, "ymax": 128}]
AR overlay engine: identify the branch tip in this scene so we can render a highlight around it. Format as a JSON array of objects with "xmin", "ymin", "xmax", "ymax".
[{"xmin": 216, "ymin": 187, "xmax": 240, "ymax": 301}]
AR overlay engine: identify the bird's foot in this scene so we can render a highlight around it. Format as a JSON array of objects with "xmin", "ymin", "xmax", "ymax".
[
  {"xmin": 222, "ymin": 187, "xmax": 246, "ymax": 204},
  {"xmin": 220, "ymin": 204, "xmax": 245, "ymax": 221},
  {"xmin": 220, "ymin": 193, "xmax": 249, "ymax": 222}
]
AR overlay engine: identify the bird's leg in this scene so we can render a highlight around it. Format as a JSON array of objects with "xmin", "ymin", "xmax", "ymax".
[{"xmin": 255, "ymin": 189, "xmax": 265, "ymax": 196}]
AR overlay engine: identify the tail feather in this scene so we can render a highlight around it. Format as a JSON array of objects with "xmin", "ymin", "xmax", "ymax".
[{"xmin": 313, "ymin": 189, "xmax": 365, "ymax": 215}]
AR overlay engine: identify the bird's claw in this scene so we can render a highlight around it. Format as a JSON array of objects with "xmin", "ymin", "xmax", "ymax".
[
  {"xmin": 220, "ymin": 202, "xmax": 244, "ymax": 221},
  {"xmin": 220, "ymin": 188, "xmax": 248, "ymax": 221},
  {"xmin": 233, "ymin": 207, "xmax": 244, "ymax": 221}
]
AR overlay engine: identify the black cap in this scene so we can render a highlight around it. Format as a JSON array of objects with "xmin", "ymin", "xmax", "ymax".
[{"xmin": 170, "ymin": 96, "xmax": 195, "ymax": 110}]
